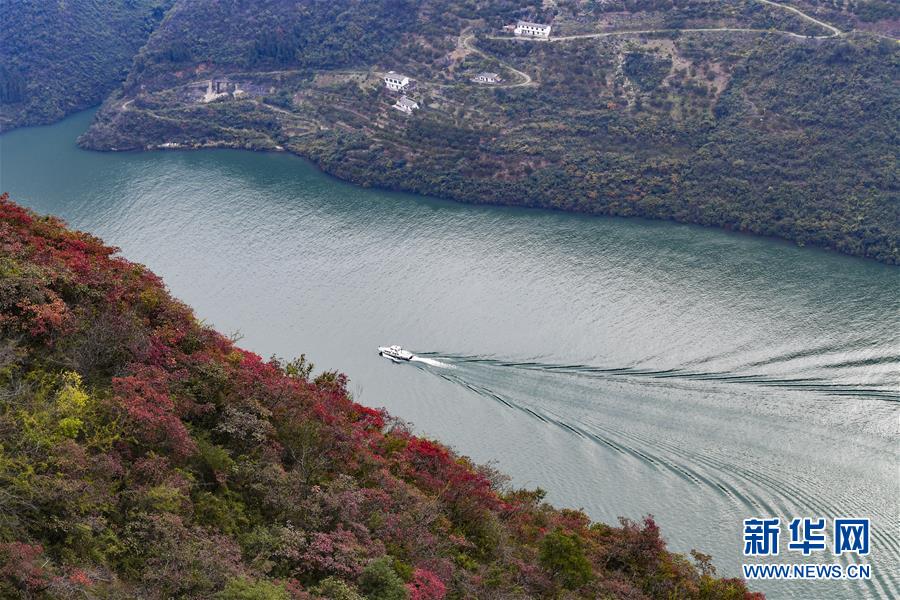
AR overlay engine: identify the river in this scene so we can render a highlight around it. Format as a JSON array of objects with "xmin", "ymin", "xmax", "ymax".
[{"xmin": 1, "ymin": 110, "xmax": 897, "ymax": 599}]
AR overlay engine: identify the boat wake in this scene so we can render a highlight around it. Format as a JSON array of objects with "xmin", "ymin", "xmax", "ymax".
[
  {"xmin": 407, "ymin": 350, "xmax": 900, "ymax": 599},
  {"xmin": 410, "ymin": 356, "xmax": 453, "ymax": 368},
  {"xmin": 417, "ymin": 352, "xmax": 900, "ymax": 402}
]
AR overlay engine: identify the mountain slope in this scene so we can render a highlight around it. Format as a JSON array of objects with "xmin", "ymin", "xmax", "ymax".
[
  {"xmin": 0, "ymin": 194, "xmax": 760, "ymax": 598},
  {"xmin": 79, "ymin": 0, "xmax": 900, "ymax": 264},
  {"xmin": 0, "ymin": 0, "xmax": 171, "ymax": 132}
]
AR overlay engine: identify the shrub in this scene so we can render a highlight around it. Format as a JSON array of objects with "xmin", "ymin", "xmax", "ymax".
[
  {"xmin": 0, "ymin": 542, "xmax": 50, "ymax": 594},
  {"xmin": 311, "ymin": 577, "xmax": 365, "ymax": 600},
  {"xmin": 359, "ymin": 557, "xmax": 408, "ymax": 600},
  {"xmin": 539, "ymin": 529, "xmax": 593, "ymax": 590},
  {"xmin": 217, "ymin": 577, "xmax": 291, "ymax": 600},
  {"xmin": 406, "ymin": 568, "xmax": 446, "ymax": 600}
]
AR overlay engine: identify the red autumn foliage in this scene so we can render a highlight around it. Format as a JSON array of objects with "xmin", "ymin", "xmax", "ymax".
[
  {"xmin": 0, "ymin": 194, "xmax": 762, "ymax": 599},
  {"xmin": 406, "ymin": 568, "xmax": 447, "ymax": 600},
  {"xmin": 112, "ymin": 366, "xmax": 197, "ymax": 459},
  {"xmin": 0, "ymin": 542, "xmax": 49, "ymax": 593},
  {"xmin": 19, "ymin": 294, "xmax": 70, "ymax": 336},
  {"xmin": 68, "ymin": 568, "xmax": 92, "ymax": 587}
]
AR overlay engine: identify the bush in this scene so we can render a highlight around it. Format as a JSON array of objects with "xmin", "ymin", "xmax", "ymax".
[
  {"xmin": 406, "ymin": 568, "xmax": 446, "ymax": 600},
  {"xmin": 217, "ymin": 577, "xmax": 291, "ymax": 600},
  {"xmin": 359, "ymin": 557, "xmax": 408, "ymax": 600},
  {"xmin": 539, "ymin": 529, "xmax": 593, "ymax": 590},
  {"xmin": 311, "ymin": 577, "xmax": 365, "ymax": 600}
]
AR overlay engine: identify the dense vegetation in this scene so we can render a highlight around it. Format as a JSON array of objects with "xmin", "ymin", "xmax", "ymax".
[
  {"xmin": 0, "ymin": 194, "xmax": 761, "ymax": 598},
  {"xmin": 123, "ymin": 0, "xmax": 422, "ymax": 92},
  {"xmin": 77, "ymin": 0, "xmax": 900, "ymax": 264},
  {"xmin": 0, "ymin": 0, "xmax": 171, "ymax": 132},
  {"xmin": 2, "ymin": 1, "xmax": 895, "ymax": 261},
  {"xmin": 780, "ymin": 0, "xmax": 899, "ymax": 35}
]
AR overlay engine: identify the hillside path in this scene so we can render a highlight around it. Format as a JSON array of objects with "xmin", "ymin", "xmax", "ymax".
[
  {"xmin": 484, "ymin": 0, "xmax": 843, "ymax": 44},
  {"xmin": 459, "ymin": 30, "xmax": 535, "ymax": 87},
  {"xmin": 756, "ymin": 0, "xmax": 841, "ymax": 37}
]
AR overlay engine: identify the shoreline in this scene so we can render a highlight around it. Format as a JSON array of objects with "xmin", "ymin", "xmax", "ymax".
[
  {"xmin": 92, "ymin": 135, "xmax": 898, "ymax": 267},
  {"xmin": 2, "ymin": 106, "xmax": 896, "ymax": 267}
]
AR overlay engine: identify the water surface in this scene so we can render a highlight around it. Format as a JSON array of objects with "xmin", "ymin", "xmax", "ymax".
[{"xmin": 2, "ymin": 110, "xmax": 898, "ymax": 599}]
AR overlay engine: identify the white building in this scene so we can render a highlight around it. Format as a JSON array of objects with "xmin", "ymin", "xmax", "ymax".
[
  {"xmin": 393, "ymin": 95, "xmax": 419, "ymax": 114},
  {"xmin": 472, "ymin": 72, "xmax": 502, "ymax": 84},
  {"xmin": 514, "ymin": 21, "xmax": 552, "ymax": 39},
  {"xmin": 384, "ymin": 71, "xmax": 411, "ymax": 91}
]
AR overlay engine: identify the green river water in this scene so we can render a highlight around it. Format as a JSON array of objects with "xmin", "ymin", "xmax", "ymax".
[{"xmin": 1, "ymin": 110, "xmax": 897, "ymax": 598}]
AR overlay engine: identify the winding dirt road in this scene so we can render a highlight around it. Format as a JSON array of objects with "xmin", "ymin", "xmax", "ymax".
[
  {"xmin": 116, "ymin": 0, "xmax": 885, "ymax": 122},
  {"xmin": 756, "ymin": 0, "xmax": 841, "ymax": 37},
  {"xmin": 458, "ymin": 31, "xmax": 534, "ymax": 88},
  {"xmin": 484, "ymin": 0, "xmax": 843, "ymax": 44}
]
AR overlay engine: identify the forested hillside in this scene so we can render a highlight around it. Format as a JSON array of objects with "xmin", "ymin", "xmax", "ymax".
[
  {"xmin": 0, "ymin": 0, "xmax": 171, "ymax": 132},
  {"xmin": 0, "ymin": 194, "xmax": 761, "ymax": 598},
  {"xmin": 77, "ymin": 0, "xmax": 900, "ymax": 263},
  {"xmin": 2, "ymin": 0, "xmax": 896, "ymax": 262}
]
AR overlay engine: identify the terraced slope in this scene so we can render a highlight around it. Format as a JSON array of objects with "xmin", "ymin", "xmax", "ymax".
[{"xmin": 71, "ymin": 0, "xmax": 900, "ymax": 263}]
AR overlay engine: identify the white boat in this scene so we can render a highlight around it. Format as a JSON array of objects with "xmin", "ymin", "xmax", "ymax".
[{"xmin": 378, "ymin": 345, "xmax": 415, "ymax": 362}]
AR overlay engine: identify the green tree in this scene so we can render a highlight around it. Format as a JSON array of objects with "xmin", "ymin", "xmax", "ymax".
[
  {"xmin": 311, "ymin": 577, "xmax": 365, "ymax": 600},
  {"xmin": 539, "ymin": 529, "xmax": 593, "ymax": 590},
  {"xmin": 359, "ymin": 557, "xmax": 408, "ymax": 600},
  {"xmin": 216, "ymin": 577, "xmax": 290, "ymax": 600}
]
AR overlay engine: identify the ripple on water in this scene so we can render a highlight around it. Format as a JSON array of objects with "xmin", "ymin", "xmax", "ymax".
[{"xmin": 2, "ymin": 110, "xmax": 898, "ymax": 599}]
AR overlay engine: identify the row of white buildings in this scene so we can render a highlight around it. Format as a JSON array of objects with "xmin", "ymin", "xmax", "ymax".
[
  {"xmin": 383, "ymin": 72, "xmax": 419, "ymax": 114},
  {"xmin": 382, "ymin": 70, "xmax": 502, "ymax": 115},
  {"xmin": 383, "ymin": 21, "xmax": 549, "ymax": 114},
  {"xmin": 384, "ymin": 70, "xmax": 504, "ymax": 92}
]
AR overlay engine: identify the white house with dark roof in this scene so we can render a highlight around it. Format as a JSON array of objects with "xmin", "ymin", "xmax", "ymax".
[
  {"xmin": 384, "ymin": 71, "xmax": 412, "ymax": 91},
  {"xmin": 393, "ymin": 95, "xmax": 419, "ymax": 114},
  {"xmin": 514, "ymin": 21, "xmax": 552, "ymax": 39},
  {"xmin": 472, "ymin": 72, "xmax": 502, "ymax": 84}
]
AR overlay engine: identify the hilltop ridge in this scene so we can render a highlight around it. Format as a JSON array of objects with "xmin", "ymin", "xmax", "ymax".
[
  {"xmin": 78, "ymin": 0, "xmax": 900, "ymax": 263},
  {"xmin": 1, "ymin": 1, "xmax": 898, "ymax": 262}
]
